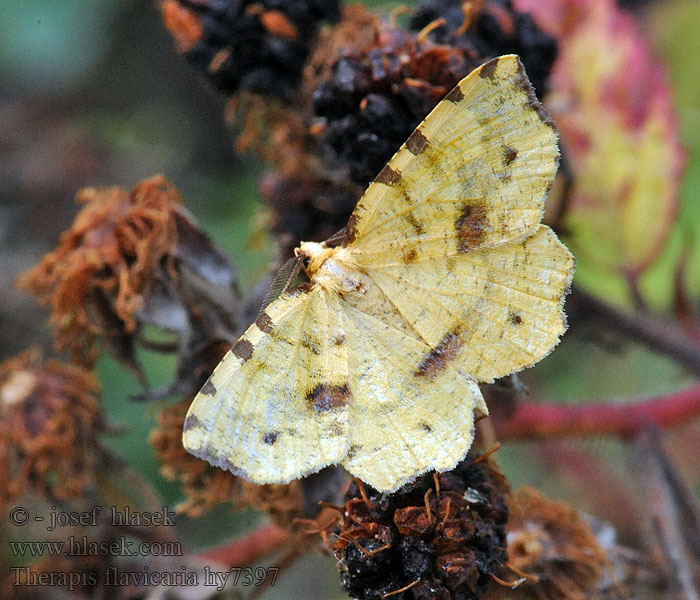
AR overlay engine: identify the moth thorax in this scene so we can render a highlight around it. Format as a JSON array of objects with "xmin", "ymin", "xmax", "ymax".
[{"xmin": 297, "ymin": 241, "xmax": 361, "ymax": 293}]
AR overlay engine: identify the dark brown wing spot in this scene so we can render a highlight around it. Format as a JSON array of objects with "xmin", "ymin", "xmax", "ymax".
[
  {"xmin": 333, "ymin": 335, "xmax": 345, "ymax": 346},
  {"xmin": 374, "ymin": 164, "xmax": 402, "ymax": 186},
  {"xmin": 403, "ymin": 248, "xmax": 418, "ymax": 263},
  {"xmin": 307, "ymin": 383, "xmax": 350, "ymax": 412},
  {"xmin": 232, "ymin": 338, "xmax": 254, "ymax": 361},
  {"xmin": 255, "ymin": 311, "xmax": 274, "ymax": 334},
  {"xmin": 502, "ymin": 146, "xmax": 518, "ymax": 166},
  {"xmin": 479, "ymin": 57, "xmax": 499, "ymax": 80},
  {"xmin": 416, "ymin": 331, "xmax": 463, "ymax": 379},
  {"xmin": 445, "ymin": 85, "xmax": 464, "ymax": 103},
  {"xmin": 346, "ymin": 444, "xmax": 362, "ymax": 460},
  {"xmin": 301, "ymin": 335, "xmax": 321, "ymax": 355},
  {"xmin": 200, "ymin": 378, "xmax": 217, "ymax": 396},
  {"xmin": 419, "ymin": 422, "xmax": 432, "ymax": 432},
  {"xmin": 455, "ymin": 203, "xmax": 488, "ymax": 252},
  {"xmin": 263, "ymin": 431, "xmax": 278, "ymax": 445},
  {"xmin": 509, "ymin": 313, "xmax": 523, "ymax": 325},
  {"xmin": 406, "ymin": 128, "xmax": 429, "ymax": 155},
  {"xmin": 183, "ymin": 414, "xmax": 203, "ymax": 433},
  {"xmin": 405, "ymin": 213, "xmax": 424, "ymax": 235}
]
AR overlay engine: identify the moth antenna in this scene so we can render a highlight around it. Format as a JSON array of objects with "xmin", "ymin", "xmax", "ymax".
[
  {"xmin": 257, "ymin": 255, "xmax": 304, "ymax": 316},
  {"xmin": 323, "ymin": 227, "xmax": 348, "ymax": 248}
]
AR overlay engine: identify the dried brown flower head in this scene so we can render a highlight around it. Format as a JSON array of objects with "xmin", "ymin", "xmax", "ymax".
[
  {"xmin": 489, "ymin": 487, "xmax": 608, "ymax": 600},
  {"xmin": 0, "ymin": 351, "xmax": 102, "ymax": 508},
  {"xmin": 18, "ymin": 175, "xmax": 239, "ymax": 395},
  {"xmin": 17, "ymin": 176, "xmax": 183, "ymax": 365},
  {"xmin": 306, "ymin": 0, "xmax": 557, "ymax": 185}
]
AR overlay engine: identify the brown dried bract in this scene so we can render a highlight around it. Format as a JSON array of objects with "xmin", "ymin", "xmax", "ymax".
[
  {"xmin": 0, "ymin": 351, "xmax": 102, "ymax": 509},
  {"xmin": 17, "ymin": 175, "xmax": 182, "ymax": 366}
]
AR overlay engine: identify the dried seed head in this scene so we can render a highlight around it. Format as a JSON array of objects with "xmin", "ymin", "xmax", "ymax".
[
  {"xmin": 306, "ymin": 0, "xmax": 558, "ymax": 185},
  {"xmin": 17, "ymin": 176, "xmax": 183, "ymax": 365},
  {"xmin": 18, "ymin": 175, "xmax": 239, "ymax": 396},
  {"xmin": 0, "ymin": 351, "xmax": 102, "ymax": 509},
  {"xmin": 332, "ymin": 454, "xmax": 510, "ymax": 599},
  {"xmin": 489, "ymin": 487, "xmax": 608, "ymax": 600},
  {"xmin": 161, "ymin": 0, "xmax": 341, "ymax": 98},
  {"xmin": 259, "ymin": 172, "xmax": 362, "ymax": 254}
]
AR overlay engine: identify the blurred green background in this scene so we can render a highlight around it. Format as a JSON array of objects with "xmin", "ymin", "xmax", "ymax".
[{"xmin": 1, "ymin": 0, "xmax": 698, "ymax": 597}]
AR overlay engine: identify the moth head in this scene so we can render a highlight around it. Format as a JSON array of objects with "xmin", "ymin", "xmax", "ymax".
[{"xmin": 296, "ymin": 241, "xmax": 333, "ymax": 275}]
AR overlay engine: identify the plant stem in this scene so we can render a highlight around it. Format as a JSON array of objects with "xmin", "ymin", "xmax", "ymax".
[
  {"xmin": 496, "ymin": 384, "xmax": 700, "ymax": 440},
  {"xmin": 570, "ymin": 288, "xmax": 700, "ymax": 378},
  {"xmin": 197, "ymin": 523, "xmax": 290, "ymax": 567}
]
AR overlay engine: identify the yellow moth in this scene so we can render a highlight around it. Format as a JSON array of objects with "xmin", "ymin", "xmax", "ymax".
[{"xmin": 183, "ymin": 55, "xmax": 575, "ymax": 493}]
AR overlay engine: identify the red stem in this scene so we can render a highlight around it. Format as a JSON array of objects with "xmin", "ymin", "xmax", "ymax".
[
  {"xmin": 497, "ymin": 384, "xmax": 700, "ymax": 440},
  {"xmin": 197, "ymin": 523, "xmax": 290, "ymax": 567}
]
